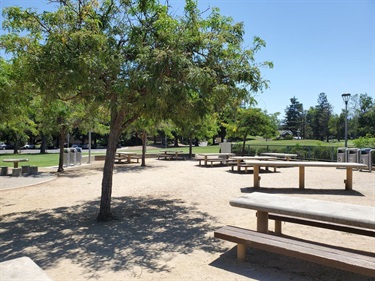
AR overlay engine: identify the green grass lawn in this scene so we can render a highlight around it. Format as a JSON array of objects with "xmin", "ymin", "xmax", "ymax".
[{"xmin": 0, "ymin": 153, "xmax": 60, "ymax": 168}]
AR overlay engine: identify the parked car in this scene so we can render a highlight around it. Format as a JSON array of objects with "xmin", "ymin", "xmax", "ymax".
[
  {"xmin": 22, "ymin": 144, "xmax": 36, "ymax": 149},
  {"xmin": 4, "ymin": 143, "xmax": 14, "ymax": 149},
  {"xmin": 0, "ymin": 143, "xmax": 6, "ymax": 150}
]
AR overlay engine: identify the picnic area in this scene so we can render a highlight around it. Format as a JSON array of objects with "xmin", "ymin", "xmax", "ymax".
[{"xmin": 1, "ymin": 157, "xmax": 374, "ymax": 281}]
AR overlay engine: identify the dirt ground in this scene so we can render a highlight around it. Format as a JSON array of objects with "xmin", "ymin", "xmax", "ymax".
[{"xmin": 0, "ymin": 158, "xmax": 374, "ymax": 281}]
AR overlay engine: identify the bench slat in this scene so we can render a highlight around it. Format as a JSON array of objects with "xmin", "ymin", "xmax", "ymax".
[
  {"xmin": 269, "ymin": 214, "xmax": 375, "ymax": 237},
  {"xmin": 214, "ymin": 225, "xmax": 375, "ymax": 277}
]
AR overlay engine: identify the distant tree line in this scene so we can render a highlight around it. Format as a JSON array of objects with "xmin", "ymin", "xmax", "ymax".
[{"xmin": 281, "ymin": 93, "xmax": 375, "ymax": 141}]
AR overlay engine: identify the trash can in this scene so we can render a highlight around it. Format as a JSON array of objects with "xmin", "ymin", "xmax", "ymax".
[
  {"xmin": 337, "ymin": 147, "xmax": 347, "ymax": 162},
  {"xmin": 63, "ymin": 149, "xmax": 69, "ymax": 166},
  {"xmin": 347, "ymin": 148, "xmax": 360, "ymax": 163},
  {"xmin": 63, "ymin": 148, "xmax": 77, "ymax": 166},
  {"xmin": 75, "ymin": 147, "xmax": 82, "ymax": 165},
  {"xmin": 69, "ymin": 148, "xmax": 77, "ymax": 165},
  {"xmin": 359, "ymin": 148, "xmax": 374, "ymax": 172}
]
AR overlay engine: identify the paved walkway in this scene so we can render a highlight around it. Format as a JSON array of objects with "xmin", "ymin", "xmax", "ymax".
[{"xmin": 0, "ymin": 172, "xmax": 57, "ymax": 190}]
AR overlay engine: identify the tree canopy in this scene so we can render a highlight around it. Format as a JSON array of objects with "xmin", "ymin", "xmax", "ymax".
[{"xmin": 1, "ymin": 0, "xmax": 272, "ymax": 221}]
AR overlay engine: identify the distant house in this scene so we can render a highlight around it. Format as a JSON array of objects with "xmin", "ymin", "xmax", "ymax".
[{"xmin": 277, "ymin": 130, "xmax": 293, "ymax": 140}]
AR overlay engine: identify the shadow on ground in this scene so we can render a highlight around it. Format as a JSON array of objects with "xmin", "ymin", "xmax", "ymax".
[
  {"xmin": 0, "ymin": 196, "xmax": 219, "ymax": 275},
  {"xmin": 209, "ymin": 247, "xmax": 373, "ymax": 281}
]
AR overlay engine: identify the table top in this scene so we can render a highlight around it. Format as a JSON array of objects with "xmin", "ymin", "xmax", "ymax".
[
  {"xmin": 230, "ymin": 193, "xmax": 375, "ymax": 229},
  {"xmin": 260, "ymin": 152, "xmax": 298, "ymax": 157},
  {"xmin": 3, "ymin": 158, "xmax": 29, "ymax": 162},
  {"xmin": 230, "ymin": 156, "xmax": 277, "ymax": 161},
  {"xmin": 233, "ymin": 160, "xmax": 367, "ymax": 168},
  {"xmin": 197, "ymin": 153, "xmax": 235, "ymax": 156},
  {"xmin": 117, "ymin": 152, "xmax": 137, "ymax": 155}
]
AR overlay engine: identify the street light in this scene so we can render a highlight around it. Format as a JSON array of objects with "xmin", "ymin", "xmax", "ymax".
[{"xmin": 342, "ymin": 93, "xmax": 351, "ymax": 147}]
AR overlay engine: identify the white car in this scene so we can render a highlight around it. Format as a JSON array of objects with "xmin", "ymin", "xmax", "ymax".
[
  {"xmin": 0, "ymin": 143, "xmax": 6, "ymax": 150},
  {"xmin": 23, "ymin": 144, "xmax": 35, "ymax": 149}
]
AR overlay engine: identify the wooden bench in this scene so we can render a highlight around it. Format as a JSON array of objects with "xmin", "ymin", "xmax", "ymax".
[
  {"xmin": 260, "ymin": 152, "xmax": 298, "ymax": 161},
  {"xmin": 130, "ymin": 155, "xmax": 141, "ymax": 163},
  {"xmin": 268, "ymin": 214, "xmax": 375, "ymax": 237},
  {"xmin": 157, "ymin": 154, "xmax": 181, "ymax": 160},
  {"xmin": 195, "ymin": 153, "xmax": 235, "ymax": 166},
  {"xmin": 195, "ymin": 156, "xmax": 232, "ymax": 166},
  {"xmin": 233, "ymin": 162, "xmax": 277, "ymax": 173},
  {"xmin": 214, "ymin": 225, "xmax": 375, "ymax": 277},
  {"xmin": 158, "ymin": 151, "xmax": 184, "ymax": 160}
]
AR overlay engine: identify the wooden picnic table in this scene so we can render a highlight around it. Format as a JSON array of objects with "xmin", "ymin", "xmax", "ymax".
[
  {"xmin": 230, "ymin": 193, "xmax": 375, "ymax": 233},
  {"xmin": 2, "ymin": 158, "xmax": 29, "ymax": 168},
  {"xmin": 260, "ymin": 152, "xmax": 298, "ymax": 161},
  {"xmin": 240, "ymin": 160, "xmax": 367, "ymax": 190},
  {"xmin": 229, "ymin": 156, "xmax": 277, "ymax": 172},
  {"xmin": 215, "ymin": 193, "xmax": 375, "ymax": 276},
  {"xmin": 116, "ymin": 152, "xmax": 139, "ymax": 163},
  {"xmin": 195, "ymin": 153, "xmax": 234, "ymax": 166},
  {"xmin": 158, "ymin": 150, "xmax": 184, "ymax": 160}
]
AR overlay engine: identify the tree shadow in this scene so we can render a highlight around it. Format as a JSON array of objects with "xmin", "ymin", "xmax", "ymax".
[
  {"xmin": 240, "ymin": 187, "xmax": 365, "ymax": 196},
  {"xmin": 0, "ymin": 196, "xmax": 220, "ymax": 275}
]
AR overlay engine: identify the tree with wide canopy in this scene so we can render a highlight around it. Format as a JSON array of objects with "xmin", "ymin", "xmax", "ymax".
[{"xmin": 1, "ymin": 0, "xmax": 272, "ymax": 221}]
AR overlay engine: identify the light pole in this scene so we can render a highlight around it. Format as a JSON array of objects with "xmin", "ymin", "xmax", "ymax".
[{"xmin": 342, "ymin": 93, "xmax": 351, "ymax": 147}]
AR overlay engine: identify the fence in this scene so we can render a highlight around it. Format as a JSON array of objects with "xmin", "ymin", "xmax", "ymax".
[{"xmin": 231, "ymin": 143, "xmax": 375, "ymax": 163}]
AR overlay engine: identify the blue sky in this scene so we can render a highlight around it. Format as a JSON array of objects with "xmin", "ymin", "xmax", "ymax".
[{"xmin": 1, "ymin": 0, "xmax": 374, "ymax": 117}]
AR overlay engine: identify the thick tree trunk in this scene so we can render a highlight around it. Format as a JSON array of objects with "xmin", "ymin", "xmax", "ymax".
[{"xmin": 97, "ymin": 109, "xmax": 124, "ymax": 222}]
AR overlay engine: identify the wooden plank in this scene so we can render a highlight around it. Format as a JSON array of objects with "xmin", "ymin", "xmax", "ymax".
[
  {"xmin": 268, "ymin": 214, "xmax": 375, "ymax": 237},
  {"xmin": 214, "ymin": 225, "xmax": 375, "ymax": 277}
]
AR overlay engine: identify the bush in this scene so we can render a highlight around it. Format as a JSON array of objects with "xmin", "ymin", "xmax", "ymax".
[{"xmin": 352, "ymin": 135, "xmax": 375, "ymax": 148}]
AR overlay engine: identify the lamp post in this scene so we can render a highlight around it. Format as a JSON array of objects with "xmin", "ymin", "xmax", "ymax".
[{"xmin": 342, "ymin": 93, "xmax": 351, "ymax": 147}]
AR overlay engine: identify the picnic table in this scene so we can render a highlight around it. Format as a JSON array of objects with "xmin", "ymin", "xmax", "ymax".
[
  {"xmin": 2, "ymin": 158, "xmax": 29, "ymax": 168},
  {"xmin": 195, "ymin": 153, "xmax": 234, "ymax": 166},
  {"xmin": 260, "ymin": 152, "xmax": 298, "ymax": 161},
  {"xmin": 229, "ymin": 156, "xmax": 277, "ymax": 172},
  {"xmin": 157, "ymin": 150, "xmax": 184, "ymax": 160},
  {"xmin": 239, "ymin": 160, "xmax": 367, "ymax": 190},
  {"xmin": 215, "ymin": 193, "xmax": 375, "ymax": 276},
  {"xmin": 115, "ymin": 152, "xmax": 139, "ymax": 163}
]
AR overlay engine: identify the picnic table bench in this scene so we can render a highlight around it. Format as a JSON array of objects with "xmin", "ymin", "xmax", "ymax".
[
  {"xmin": 157, "ymin": 150, "xmax": 184, "ymax": 160},
  {"xmin": 229, "ymin": 156, "xmax": 278, "ymax": 172},
  {"xmin": 115, "ymin": 152, "xmax": 140, "ymax": 164},
  {"xmin": 239, "ymin": 160, "xmax": 367, "ymax": 190},
  {"xmin": 214, "ymin": 193, "xmax": 375, "ymax": 277},
  {"xmin": 260, "ymin": 152, "xmax": 298, "ymax": 161},
  {"xmin": 195, "ymin": 153, "xmax": 235, "ymax": 166}
]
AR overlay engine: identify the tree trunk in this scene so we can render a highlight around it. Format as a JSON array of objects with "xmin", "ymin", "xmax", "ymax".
[
  {"xmin": 141, "ymin": 130, "xmax": 146, "ymax": 167},
  {"xmin": 40, "ymin": 134, "xmax": 47, "ymax": 154},
  {"xmin": 57, "ymin": 127, "xmax": 66, "ymax": 172},
  {"xmin": 189, "ymin": 136, "xmax": 193, "ymax": 158},
  {"xmin": 241, "ymin": 137, "xmax": 246, "ymax": 156},
  {"xmin": 173, "ymin": 133, "xmax": 179, "ymax": 147},
  {"xmin": 97, "ymin": 109, "xmax": 124, "ymax": 222}
]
